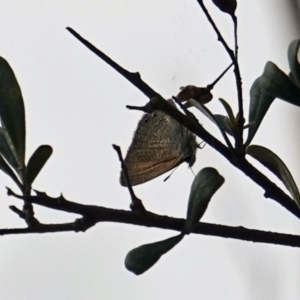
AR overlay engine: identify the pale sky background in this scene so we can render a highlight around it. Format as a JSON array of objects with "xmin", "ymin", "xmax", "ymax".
[{"xmin": 0, "ymin": 1, "xmax": 300, "ymax": 299}]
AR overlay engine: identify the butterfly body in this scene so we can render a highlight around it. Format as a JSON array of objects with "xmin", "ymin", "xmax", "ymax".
[{"xmin": 120, "ymin": 100, "xmax": 197, "ymax": 186}]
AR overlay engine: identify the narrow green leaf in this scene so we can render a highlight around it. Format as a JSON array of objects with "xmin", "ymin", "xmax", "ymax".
[
  {"xmin": 259, "ymin": 61, "xmax": 300, "ymax": 106},
  {"xmin": 245, "ymin": 77, "xmax": 274, "ymax": 147},
  {"xmin": 213, "ymin": 114, "xmax": 234, "ymax": 136},
  {"xmin": 0, "ymin": 153, "xmax": 22, "ymax": 189},
  {"xmin": 186, "ymin": 168, "xmax": 225, "ymax": 233},
  {"xmin": 190, "ymin": 99, "xmax": 233, "ymax": 147},
  {"xmin": 0, "ymin": 57, "xmax": 26, "ymax": 167},
  {"xmin": 0, "ymin": 128, "xmax": 19, "ymax": 170},
  {"xmin": 247, "ymin": 145, "xmax": 300, "ymax": 209},
  {"xmin": 288, "ymin": 39, "xmax": 300, "ymax": 87},
  {"xmin": 218, "ymin": 98, "xmax": 235, "ymax": 124},
  {"xmin": 190, "ymin": 99, "xmax": 215, "ymax": 123},
  {"xmin": 125, "ymin": 234, "xmax": 184, "ymax": 275},
  {"xmin": 25, "ymin": 145, "xmax": 53, "ymax": 187}
]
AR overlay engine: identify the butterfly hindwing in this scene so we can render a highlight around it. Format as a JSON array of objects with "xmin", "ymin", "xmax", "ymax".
[{"xmin": 120, "ymin": 101, "xmax": 197, "ymax": 186}]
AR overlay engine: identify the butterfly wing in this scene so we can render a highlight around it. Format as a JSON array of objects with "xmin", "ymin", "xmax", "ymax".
[
  {"xmin": 120, "ymin": 105, "xmax": 197, "ymax": 186},
  {"xmin": 121, "ymin": 142, "xmax": 184, "ymax": 186}
]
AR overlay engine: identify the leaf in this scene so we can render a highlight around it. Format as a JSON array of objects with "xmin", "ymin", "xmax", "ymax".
[
  {"xmin": 125, "ymin": 234, "xmax": 184, "ymax": 275},
  {"xmin": 25, "ymin": 145, "xmax": 53, "ymax": 187},
  {"xmin": 218, "ymin": 98, "xmax": 235, "ymax": 124},
  {"xmin": 190, "ymin": 99, "xmax": 215, "ymax": 123},
  {"xmin": 0, "ymin": 57, "xmax": 26, "ymax": 167},
  {"xmin": 259, "ymin": 61, "xmax": 300, "ymax": 106},
  {"xmin": 247, "ymin": 145, "xmax": 300, "ymax": 209},
  {"xmin": 190, "ymin": 99, "xmax": 233, "ymax": 146},
  {"xmin": 213, "ymin": 114, "xmax": 234, "ymax": 136},
  {"xmin": 186, "ymin": 167, "xmax": 225, "ymax": 232},
  {"xmin": 0, "ymin": 153, "xmax": 22, "ymax": 189},
  {"xmin": 212, "ymin": 0, "xmax": 237, "ymax": 16},
  {"xmin": 288, "ymin": 39, "xmax": 300, "ymax": 87},
  {"xmin": 0, "ymin": 128, "xmax": 19, "ymax": 170},
  {"xmin": 245, "ymin": 77, "xmax": 274, "ymax": 147}
]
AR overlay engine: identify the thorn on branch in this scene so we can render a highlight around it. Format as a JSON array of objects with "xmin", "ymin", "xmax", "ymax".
[
  {"xmin": 58, "ymin": 193, "xmax": 66, "ymax": 203},
  {"xmin": 33, "ymin": 190, "xmax": 48, "ymax": 197},
  {"xmin": 7, "ymin": 187, "xmax": 18, "ymax": 197}
]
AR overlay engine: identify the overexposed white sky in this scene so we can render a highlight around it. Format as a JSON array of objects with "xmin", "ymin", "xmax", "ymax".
[{"xmin": 0, "ymin": 1, "xmax": 300, "ymax": 299}]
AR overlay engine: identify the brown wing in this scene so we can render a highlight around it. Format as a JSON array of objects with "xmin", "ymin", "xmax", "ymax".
[
  {"xmin": 120, "ymin": 109, "xmax": 184, "ymax": 186},
  {"xmin": 120, "ymin": 143, "xmax": 184, "ymax": 186},
  {"xmin": 120, "ymin": 100, "xmax": 197, "ymax": 186}
]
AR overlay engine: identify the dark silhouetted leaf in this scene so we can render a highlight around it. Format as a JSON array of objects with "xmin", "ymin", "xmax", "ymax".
[
  {"xmin": 212, "ymin": 0, "xmax": 237, "ymax": 16},
  {"xmin": 186, "ymin": 167, "xmax": 225, "ymax": 232},
  {"xmin": 0, "ymin": 128, "xmax": 19, "ymax": 170},
  {"xmin": 0, "ymin": 57, "xmax": 26, "ymax": 168},
  {"xmin": 218, "ymin": 98, "xmax": 235, "ymax": 124},
  {"xmin": 125, "ymin": 234, "xmax": 184, "ymax": 275},
  {"xmin": 177, "ymin": 85, "xmax": 213, "ymax": 105},
  {"xmin": 260, "ymin": 61, "xmax": 300, "ymax": 106},
  {"xmin": 288, "ymin": 39, "xmax": 300, "ymax": 87},
  {"xmin": 25, "ymin": 145, "xmax": 53, "ymax": 187},
  {"xmin": 190, "ymin": 99, "xmax": 233, "ymax": 146},
  {"xmin": 213, "ymin": 114, "xmax": 234, "ymax": 136},
  {"xmin": 0, "ymin": 153, "xmax": 22, "ymax": 189},
  {"xmin": 245, "ymin": 78, "xmax": 274, "ymax": 147},
  {"xmin": 247, "ymin": 145, "xmax": 300, "ymax": 209}
]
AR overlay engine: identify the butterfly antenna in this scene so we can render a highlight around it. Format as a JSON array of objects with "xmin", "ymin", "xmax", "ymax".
[
  {"xmin": 206, "ymin": 63, "xmax": 233, "ymax": 91},
  {"xmin": 163, "ymin": 166, "xmax": 180, "ymax": 182},
  {"xmin": 190, "ymin": 167, "xmax": 196, "ymax": 177}
]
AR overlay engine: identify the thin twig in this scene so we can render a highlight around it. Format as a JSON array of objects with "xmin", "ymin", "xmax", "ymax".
[
  {"xmin": 9, "ymin": 205, "xmax": 27, "ymax": 220},
  {"xmin": 0, "ymin": 222, "xmax": 92, "ymax": 235},
  {"xmin": 112, "ymin": 145, "xmax": 146, "ymax": 212},
  {"xmin": 10, "ymin": 203, "xmax": 39, "ymax": 226},
  {"xmin": 233, "ymin": 15, "xmax": 238, "ymax": 59},
  {"xmin": 196, "ymin": 0, "xmax": 244, "ymax": 148},
  {"xmin": 206, "ymin": 63, "xmax": 233, "ymax": 90},
  {"xmin": 66, "ymin": 27, "xmax": 158, "ymax": 99}
]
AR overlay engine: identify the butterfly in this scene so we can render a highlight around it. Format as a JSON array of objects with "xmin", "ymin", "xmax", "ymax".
[
  {"xmin": 119, "ymin": 64, "xmax": 233, "ymax": 186},
  {"xmin": 120, "ymin": 100, "xmax": 197, "ymax": 186}
]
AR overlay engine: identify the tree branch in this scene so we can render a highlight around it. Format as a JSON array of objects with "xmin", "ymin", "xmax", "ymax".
[
  {"xmin": 66, "ymin": 27, "xmax": 158, "ymax": 99},
  {"xmin": 0, "ymin": 222, "xmax": 85, "ymax": 235},
  {"xmin": 4, "ymin": 188, "xmax": 300, "ymax": 248}
]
